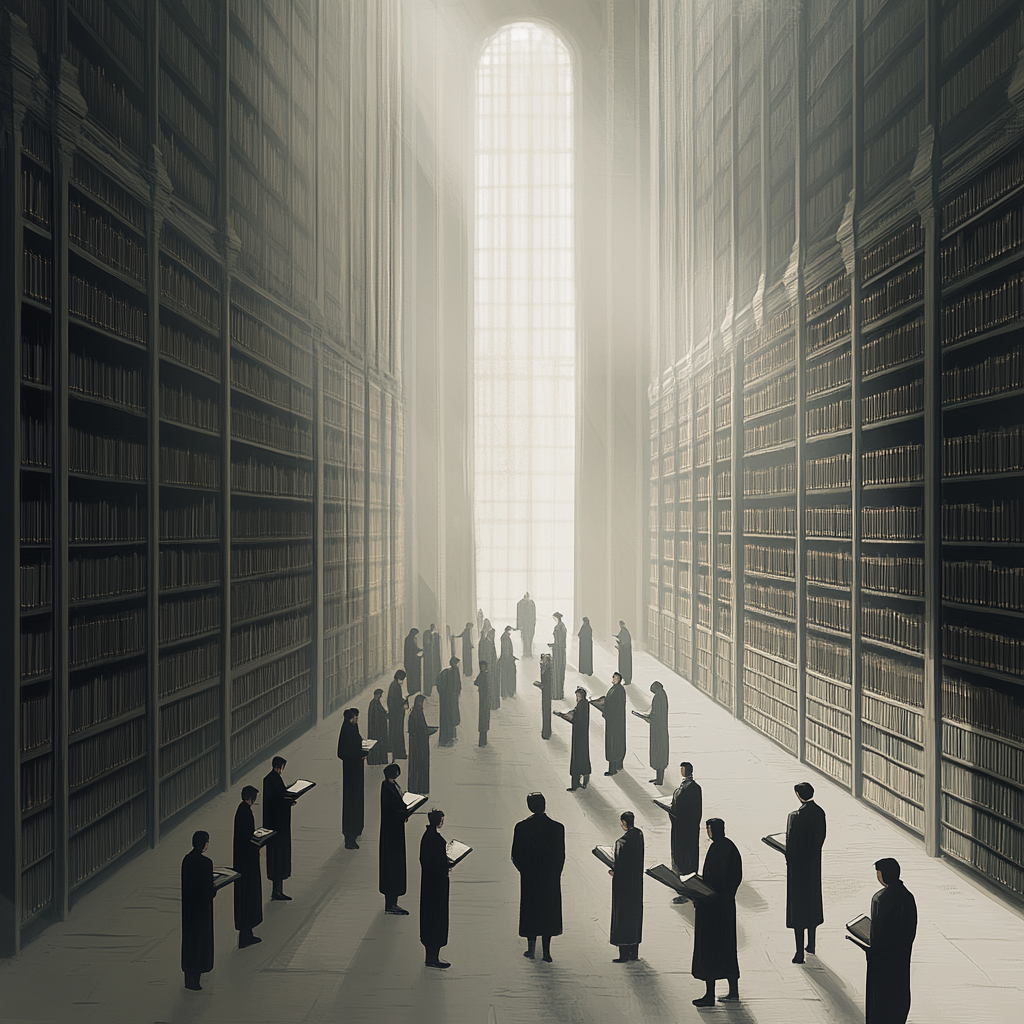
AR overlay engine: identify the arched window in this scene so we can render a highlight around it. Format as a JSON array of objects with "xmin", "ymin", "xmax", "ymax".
[{"xmin": 474, "ymin": 22, "xmax": 575, "ymax": 630}]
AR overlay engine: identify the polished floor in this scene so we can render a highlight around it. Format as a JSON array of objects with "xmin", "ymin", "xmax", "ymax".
[{"xmin": 2, "ymin": 640, "xmax": 1021, "ymax": 1024}]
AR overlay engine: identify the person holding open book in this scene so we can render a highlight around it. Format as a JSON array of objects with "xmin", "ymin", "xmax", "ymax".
[
  {"xmin": 379, "ymin": 763, "xmax": 414, "ymax": 915},
  {"xmin": 404, "ymin": 627, "xmax": 424, "ymax": 694},
  {"xmin": 365, "ymin": 689, "xmax": 389, "ymax": 765},
  {"xmin": 181, "ymin": 829, "xmax": 215, "ymax": 991},
  {"xmin": 601, "ymin": 672, "xmax": 627, "ymax": 776},
  {"xmin": 407, "ymin": 694, "xmax": 438, "ymax": 793},
  {"xmin": 263, "ymin": 757, "xmax": 296, "ymax": 901},
  {"xmin": 670, "ymin": 762, "xmax": 703, "ymax": 884},
  {"xmin": 691, "ymin": 817, "xmax": 742, "ymax": 1006},
  {"xmin": 786, "ymin": 782, "xmax": 826, "ymax": 963},
  {"xmin": 608, "ymin": 811, "xmax": 644, "ymax": 962},
  {"xmin": 233, "ymin": 785, "xmax": 263, "ymax": 948},
  {"xmin": 387, "ymin": 671, "xmax": 409, "ymax": 759},
  {"xmin": 419, "ymin": 809, "xmax": 452, "ymax": 969},
  {"xmin": 338, "ymin": 708, "xmax": 369, "ymax": 850},
  {"xmin": 511, "ymin": 792, "xmax": 565, "ymax": 962},
  {"xmin": 565, "ymin": 686, "xmax": 592, "ymax": 790}
]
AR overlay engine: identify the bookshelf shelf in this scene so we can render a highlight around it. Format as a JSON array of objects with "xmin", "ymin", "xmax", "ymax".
[{"xmin": 942, "ymin": 320, "xmax": 1024, "ymax": 354}]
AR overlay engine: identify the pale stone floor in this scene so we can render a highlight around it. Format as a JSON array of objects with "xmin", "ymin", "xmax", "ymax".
[{"xmin": 2, "ymin": 641, "xmax": 1022, "ymax": 1024}]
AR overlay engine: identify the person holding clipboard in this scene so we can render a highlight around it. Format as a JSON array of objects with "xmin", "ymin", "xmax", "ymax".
[
  {"xmin": 380, "ymin": 763, "xmax": 416, "ymax": 915},
  {"xmin": 691, "ymin": 818, "xmax": 742, "ymax": 1006},
  {"xmin": 181, "ymin": 830, "xmax": 216, "ymax": 991},
  {"xmin": 233, "ymin": 786, "xmax": 264, "ymax": 948},
  {"xmin": 263, "ymin": 756, "xmax": 298, "ymax": 901},
  {"xmin": 419, "ymin": 808, "xmax": 471, "ymax": 969}
]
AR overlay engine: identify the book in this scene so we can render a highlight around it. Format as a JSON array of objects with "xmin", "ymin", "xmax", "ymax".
[
  {"xmin": 446, "ymin": 839, "xmax": 473, "ymax": 867},
  {"xmin": 631, "ymin": 710, "xmax": 651, "ymax": 721},
  {"xmin": 846, "ymin": 914, "xmax": 871, "ymax": 946},
  {"xmin": 533, "ymin": 680, "xmax": 543, "ymax": 690},
  {"xmin": 212, "ymin": 867, "xmax": 241, "ymax": 890},
  {"xmin": 286, "ymin": 779, "xmax": 316, "ymax": 798},
  {"xmin": 251, "ymin": 828, "xmax": 276, "ymax": 847},
  {"xmin": 362, "ymin": 739, "xmax": 377, "ymax": 752},
  {"xmin": 592, "ymin": 845, "xmax": 616, "ymax": 869},
  {"xmin": 553, "ymin": 709, "xmax": 575, "ymax": 723},
  {"xmin": 589, "ymin": 696, "xmax": 607, "ymax": 711},
  {"xmin": 404, "ymin": 792, "xmax": 428, "ymax": 814},
  {"xmin": 653, "ymin": 797, "xmax": 673, "ymax": 813},
  {"xmin": 645, "ymin": 865, "xmax": 716, "ymax": 899},
  {"xmin": 427, "ymin": 726, "xmax": 439, "ymax": 736},
  {"xmin": 762, "ymin": 833, "xmax": 787, "ymax": 854}
]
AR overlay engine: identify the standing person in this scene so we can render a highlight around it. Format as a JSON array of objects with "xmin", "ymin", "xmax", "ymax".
[
  {"xmin": 387, "ymin": 670, "xmax": 409, "ymax": 759},
  {"xmin": 232, "ymin": 785, "xmax": 263, "ymax": 948},
  {"xmin": 379, "ymin": 763, "xmax": 413, "ymax": 915},
  {"xmin": 455, "ymin": 622, "xmax": 474, "ymax": 675},
  {"xmin": 477, "ymin": 608, "xmax": 485, "ymax": 635},
  {"xmin": 647, "ymin": 682, "xmax": 670, "ymax": 784},
  {"xmin": 691, "ymin": 818, "xmax": 742, "ymax": 1006},
  {"xmin": 616, "ymin": 621, "xmax": 633, "ymax": 684},
  {"xmin": 181, "ymin": 830, "xmax": 215, "ymax": 991},
  {"xmin": 407, "ymin": 694, "xmax": 437, "ymax": 793},
  {"xmin": 337, "ymin": 708, "xmax": 368, "ymax": 849},
  {"xmin": 436, "ymin": 656, "xmax": 461, "ymax": 746},
  {"xmin": 537, "ymin": 653, "xmax": 553, "ymax": 740},
  {"xmin": 860, "ymin": 859, "xmax": 918, "ymax": 1024},
  {"xmin": 481, "ymin": 621, "xmax": 500, "ymax": 711},
  {"xmin": 262, "ymin": 756, "xmax": 296, "ymax": 901},
  {"xmin": 517, "ymin": 592, "xmax": 536, "ymax": 657},
  {"xmin": 670, "ymin": 762, "xmax": 703, "ymax": 891},
  {"xmin": 567, "ymin": 686, "xmax": 592, "ymax": 790},
  {"xmin": 404, "ymin": 628, "xmax": 423, "ymax": 694},
  {"xmin": 608, "ymin": 812, "xmax": 644, "ymax": 962},
  {"xmin": 365, "ymin": 689, "xmax": 389, "ymax": 765},
  {"xmin": 498, "ymin": 625, "xmax": 517, "ymax": 699},
  {"xmin": 577, "ymin": 616, "xmax": 594, "ymax": 676},
  {"xmin": 602, "ymin": 672, "xmax": 627, "ymax": 776},
  {"xmin": 475, "ymin": 660, "xmax": 491, "ymax": 747},
  {"xmin": 419, "ymin": 808, "xmax": 452, "ymax": 969},
  {"xmin": 786, "ymin": 782, "xmax": 826, "ymax": 963},
  {"xmin": 423, "ymin": 624, "xmax": 441, "ymax": 697},
  {"xmin": 511, "ymin": 792, "xmax": 565, "ymax": 962},
  {"xmin": 551, "ymin": 612, "xmax": 567, "ymax": 699}
]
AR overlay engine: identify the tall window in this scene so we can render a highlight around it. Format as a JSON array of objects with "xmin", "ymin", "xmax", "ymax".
[{"xmin": 475, "ymin": 22, "xmax": 575, "ymax": 630}]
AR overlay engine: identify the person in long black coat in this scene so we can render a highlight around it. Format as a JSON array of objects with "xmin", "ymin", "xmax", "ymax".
[
  {"xmin": 609, "ymin": 812, "xmax": 644, "ymax": 962},
  {"xmin": 536, "ymin": 653, "xmax": 553, "ymax": 739},
  {"xmin": 475, "ymin": 662, "xmax": 491, "ymax": 746},
  {"xmin": 481, "ymin": 623, "xmax": 500, "ymax": 711},
  {"xmin": 420, "ymin": 808, "xmax": 452, "ymax": 968},
  {"xmin": 498, "ymin": 625, "xmax": 517, "ymax": 699},
  {"xmin": 670, "ymin": 762, "xmax": 703, "ymax": 882},
  {"xmin": 233, "ymin": 786, "xmax": 263, "ymax": 948},
  {"xmin": 338, "ymin": 708, "xmax": 368, "ymax": 849},
  {"xmin": 577, "ymin": 616, "xmax": 594, "ymax": 675},
  {"xmin": 423, "ymin": 624, "xmax": 442, "ymax": 697},
  {"xmin": 691, "ymin": 817, "xmax": 742, "ymax": 1006},
  {"xmin": 567, "ymin": 686, "xmax": 591, "ymax": 790},
  {"xmin": 366, "ymin": 689, "xmax": 389, "ymax": 765},
  {"xmin": 647, "ymin": 682, "xmax": 670, "ymax": 784},
  {"xmin": 387, "ymin": 671, "xmax": 409, "ymax": 759},
  {"xmin": 404, "ymin": 628, "xmax": 423, "ymax": 693},
  {"xmin": 511, "ymin": 792, "xmax": 565, "ymax": 961},
  {"xmin": 379, "ymin": 763, "xmax": 412, "ymax": 914},
  {"xmin": 551, "ymin": 613, "xmax": 567, "ymax": 699},
  {"xmin": 516, "ymin": 592, "xmax": 536, "ymax": 657},
  {"xmin": 262, "ymin": 756, "xmax": 295, "ymax": 900},
  {"xmin": 407, "ymin": 694, "xmax": 437, "ymax": 793},
  {"xmin": 786, "ymin": 781, "xmax": 826, "ymax": 962},
  {"xmin": 602, "ymin": 673, "xmax": 627, "ymax": 775},
  {"xmin": 436, "ymin": 657, "xmax": 460, "ymax": 745},
  {"xmin": 616, "ymin": 621, "xmax": 633, "ymax": 683},
  {"xmin": 455, "ymin": 623, "xmax": 474, "ymax": 675},
  {"xmin": 863, "ymin": 858, "xmax": 917, "ymax": 1024},
  {"xmin": 181, "ymin": 830, "xmax": 215, "ymax": 990}
]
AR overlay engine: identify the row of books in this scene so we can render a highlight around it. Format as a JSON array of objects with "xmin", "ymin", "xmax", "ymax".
[
  {"xmin": 161, "ymin": 687, "xmax": 219, "ymax": 746},
  {"xmin": 22, "ymin": 335, "xmax": 51, "ymax": 385},
  {"xmin": 233, "ymin": 572, "xmax": 312, "ymax": 622},
  {"xmin": 806, "ymin": 505, "xmax": 852, "ymax": 538},
  {"xmin": 231, "ymin": 309, "xmax": 313, "ymax": 383},
  {"xmin": 943, "ymin": 559, "xmax": 1024, "ymax": 611},
  {"xmin": 160, "ymin": 5, "xmax": 216, "ymax": 108},
  {"xmin": 161, "ymin": 446, "xmax": 220, "ymax": 489},
  {"xmin": 159, "ymin": 592, "xmax": 220, "ymax": 644},
  {"xmin": 863, "ymin": 101, "xmax": 923, "ymax": 189},
  {"xmin": 743, "ymin": 462, "xmax": 795, "ymax": 496},
  {"xmin": 161, "ymin": 748, "xmax": 220, "ymax": 822},
  {"xmin": 20, "ymin": 626, "xmax": 52, "ymax": 678},
  {"xmin": 70, "ymin": 665, "xmax": 146, "ymax": 733},
  {"xmin": 741, "ymin": 505, "xmax": 795, "ymax": 537},
  {"xmin": 943, "ymin": 146, "xmax": 1024, "ymax": 233},
  {"xmin": 21, "ymin": 756, "xmax": 53, "ymax": 813},
  {"xmin": 942, "ymin": 671, "xmax": 1024, "ymax": 743},
  {"xmin": 70, "ymin": 552, "xmax": 146, "ymax": 602},
  {"xmin": 231, "ymin": 456, "xmax": 312, "ymax": 497},
  {"xmin": 69, "ymin": 275, "xmax": 147, "ymax": 345},
  {"xmin": 807, "ymin": 548, "xmax": 852, "ymax": 586},
  {"xmin": 715, "ymin": 471, "xmax": 732, "ymax": 500},
  {"xmin": 941, "ymin": 206, "xmax": 1024, "ymax": 284},
  {"xmin": 745, "ymin": 543, "xmax": 795, "ymax": 578},
  {"xmin": 807, "ymin": 452, "xmax": 852, "ymax": 490},
  {"xmin": 160, "ymin": 322, "xmax": 220, "ymax": 379},
  {"xmin": 68, "ymin": 796, "xmax": 147, "ymax": 886},
  {"xmin": 21, "ymin": 416, "xmax": 51, "ymax": 467},
  {"xmin": 68, "ymin": 716, "xmax": 146, "ymax": 789},
  {"xmin": 161, "ymin": 499, "xmax": 217, "ymax": 542},
  {"xmin": 863, "ymin": 750, "xmax": 924, "ymax": 809},
  {"xmin": 21, "ymin": 496, "xmax": 52, "ymax": 544},
  {"xmin": 942, "ymin": 269, "xmax": 1024, "ymax": 345},
  {"xmin": 22, "ymin": 166, "xmax": 51, "ymax": 228},
  {"xmin": 232, "ymin": 670, "xmax": 310, "ymax": 735},
  {"xmin": 942, "ymin": 499, "xmax": 1023, "ymax": 542},
  {"xmin": 21, "ymin": 808, "xmax": 54, "ymax": 866},
  {"xmin": 230, "ymin": 29, "xmax": 258, "ymax": 102},
  {"xmin": 69, "ymin": 350, "xmax": 146, "ymax": 412},
  {"xmin": 70, "ymin": 49, "xmax": 147, "ymax": 158},
  {"xmin": 70, "ymin": 761, "xmax": 146, "ymax": 835},
  {"xmin": 808, "ymin": 594, "xmax": 851, "ymax": 633},
  {"xmin": 20, "ymin": 557, "xmax": 51, "ymax": 609},
  {"xmin": 20, "ymin": 691, "xmax": 51, "ymax": 751},
  {"xmin": 69, "ymin": 608, "xmax": 146, "ymax": 668},
  {"xmin": 160, "ymin": 546, "xmax": 219, "ymax": 590},
  {"xmin": 863, "ymin": 694, "xmax": 923, "ymax": 750},
  {"xmin": 862, "ymin": 503, "xmax": 922, "ymax": 539},
  {"xmin": 864, "ymin": 35, "xmax": 921, "ymax": 132},
  {"xmin": 161, "ymin": 261, "xmax": 219, "ymax": 332},
  {"xmin": 863, "ymin": 776, "xmax": 924, "ymax": 831},
  {"xmin": 863, "ymin": 554, "xmax": 924, "ymax": 595},
  {"xmin": 943, "ymin": 347, "xmax": 1022, "ymax": 406},
  {"xmin": 231, "ymin": 405, "xmax": 313, "ymax": 456},
  {"xmin": 863, "ymin": 0, "xmax": 922, "ymax": 77},
  {"xmin": 807, "ymin": 635, "xmax": 852, "ymax": 684},
  {"xmin": 229, "ymin": 543, "xmax": 314, "ymax": 582},
  {"xmin": 70, "ymin": 201, "xmax": 145, "ymax": 282},
  {"xmin": 231, "ymin": 505, "xmax": 313, "ymax": 539},
  {"xmin": 806, "ymin": 307, "xmax": 850, "ymax": 356},
  {"xmin": 230, "ymin": 611, "xmax": 311, "ymax": 669},
  {"xmin": 744, "ymin": 336, "xmax": 795, "ymax": 386},
  {"xmin": 68, "ymin": 0, "xmax": 143, "ymax": 81},
  {"xmin": 863, "ymin": 319, "xmax": 924, "ymax": 377},
  {"xmin": 862, "ymin": 649, "xmax": 925, "ymax": 707},
  {"xmin": 158, "ymin": 640, "xmax": 220, "ymax": 699},
  {"xmin": 861, "ymin": 220, "xmax": 922, "ymax": 281},
  {"xmin": 942, "ymin": 826, "xmax": 1024, "ymax": 898},
  {"xmin": 160, "ymin": 382, "xmax": 218, "ymax": 432},
  {"xmin": 159, "ymin": 68, "xmax": 216, "ymax": 164},
  {"xmin": 862, "ymin": 605, "xmax": 924, "ymax": 652},
  {"xmin": 162, "ymin": 134, "xmax": 215, "ymax": 218},
  {"xmin": 230, "ymin": 688, "xmax": 311, "ymax": 769},
  {"xmin": 807, "ymin": 398, "xmax": 851, "ymax": 436},
  {"xmin": 862, "ymin": 443, "xmax": 924, "ymax": 485},
  {"xmin": 864, "ymin": 720, "xmax": 923, "ymax": 771},
  {"xmin": 231, "ymin": 356, "xmax": 313, "ymax": 417},
  {"xmin": 943, "ymin": 721, "xmax": 1023, "ymax": 789},
  {"xmin": 160, "ymin": 719, "xmax": 220, "ymax": 778},
  {"xmin": 943, "ymin": 761, "xmax": 1021, "ymax": 830},
  {"xmin": 863, "ymin": 379, "xmax": 923, "ymax": 424},
  {"xmin": 943, "ymin": 425, "xmax": 1024, "ymax": 476},
  {"xmin": 69, "ymin": 426, "xmax": 146, "ymax": 482},
  {"xmin": 744, "ymin": 616, "xmax": 796, "ymax": 663},
  {"xmin": 23, "ymin": 250, "xmax": 51, "ymax": 303},
  {"xmin": 943, "ymin": 623, "xmax": 1024, "ymax": 676},
  {"xmin": 743, "ymin": 370, "xmax": 795, "ymax": 418},
  {"xmin": 944, "ymin": 793, "xmax": 1023, "ymax": 865},
  {"xmin": 70, "ymin": 155, "xmax": 145, "ymax": 232}
]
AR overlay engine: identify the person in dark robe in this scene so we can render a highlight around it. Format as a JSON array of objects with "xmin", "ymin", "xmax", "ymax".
[
  {"xmin": 475, "ymin": 661, "xmax": 491, "ymax": 746},
  {"xmin": 670, "ymin": 762, "xmax": 703, "ymax": 894},
  {"xmin": 436, "ymin": 656, "xmax": 460, "ymax": 745},
  {"xmin": 477, "ymin": 608, "xmax": 484, "ymax": 635},
  {"xmin": 608, "ymin": 811, "xmax": 644, "ymax": 962},
  {"xmin": 423, "ymin": 624, "xmax": 442, "ymax": 697},
  {"xmin": 404, "ymin": 628, "xmax": 423, "ymax": 694},
  {"xmin": 551, "ymin": 612, "xmax": 567, "ymax": 699},
  {"xmin": 365, "ymin": 689, "xmax": 389, "ymax": 765},
  {"xmin": 786, "ymin": 781, "xmax": 826, "ymax": 963},
  {"xmin": 511, "ymin": 792, "xmax": 565, "ymax": 962},
  {"xmin": 407, "ymin": 694, "xmax": 438, "ymax": 793},
  {"xmin": 567, "ymin": 686, "xmax": 592, "ymax": 790},
  {"xmin": 616, "ymin": 621, "xmax": 633, "ymax": 683},
  {"xmin": 517, "ymin": 592, "xmax": 537, "ymax": 657},
  {"xmin": 232, "ymin": 785, "xmax": 263, "ymax": 948},
  {"xmin": 859, "ymin": 858, "xmax": 917, "ymax": 1024},
  {"xmin": 262, "ymin": 756, "xmax": 296, "ymax": 900},
  {"xmin": 338, "ymin": 707, "xmax": 369, "ymax": 849},
  {"xmin": 498, "ymin": 625, "xmax": 517, "ymax": 699},
  {"xmin": 387, "ymin": 670, "xmax": 409, "ymax": 759},
  {"xmin": 577, "ymin": 616, "xmax": 594, "ymax": 675},
  {"xmin": 379, "ymin": 763, "xmax": 413, "ymax": 914},
  {"xmin": 536, "ymin": 653, "xmax": 553, "ymax": 739},
  {"xmin": 691, "ymin": 817, "xmax": 742, "ymax": 1006},
  {"xmin": 181, "ymin": 830, "xmax": 215, "ymax": 991},
  {"xmin": 455, "ymin": 623, "xmax": 474, "ymax": 675},
  {"xmin": 419, "ymin": 808, "xmax": 452, "ymax": 968},
  {"xmin": 647, "ymin": 681, "xmax": 670, "ymax": 784},
  {"xmin": 481, "ymin": 622, "xmax": 500, "ymax": 711},
  {"xmin": 602, "ymin": 672, "xmax": 627, "ymax": 775}
]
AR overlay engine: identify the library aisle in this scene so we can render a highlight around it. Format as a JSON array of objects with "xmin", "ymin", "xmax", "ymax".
[{"xmin": 0, "ymin": 643, "xmax": 1020, "ymax": 1024}]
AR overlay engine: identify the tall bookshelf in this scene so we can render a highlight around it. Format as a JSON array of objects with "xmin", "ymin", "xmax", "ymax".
[
  {"xmin": 648, "ymin": 0, "xmax": 1024, "ymax": 907},
  {"xmin": 2, "ymin": 0, "xmax": 405, "ymax": 954}
]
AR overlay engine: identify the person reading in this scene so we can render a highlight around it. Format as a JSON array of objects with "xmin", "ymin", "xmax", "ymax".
[
  {"xmin": 181, "ymin": 830, "xmax": 215, "ymax": 991},
  {"xmin": 608, "ymin": 811, "xmax": 644, "ymax": 963},
  {"xmin": 379, "ymin": 763, "xmax": 414, "ymax": 915},
  {"xmin": 419, "ymin": 809, "xmax": 452, "ymax": 968}
]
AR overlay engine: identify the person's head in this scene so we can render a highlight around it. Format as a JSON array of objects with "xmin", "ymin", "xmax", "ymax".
[
  {"xmin": 466, "ymin": 622, "xmax": 473, "ymax": 629},
  {"xmin": 427, "ymin": 808, "xmax": 444, "ymax": 828},
  {"xmin": 620, "ymin": 811, "xmax": 635, "ymax": 830},
  {"xmin": 414, "ymin": 694, "xmax": 426, "ymax": 707},
  {"xmin": 410, "ymin": 627, "xmax": 419, "ymax": 636},
  {"xmin": 526, "ymin": 791, "xmax": 546, "ymax": 814},
  {"xmin": 553, "ymin": 612, "xmax": 562, "ymax": 621},
  {"xmin": 619, "ymin": 620, "xmax": 625, "ymax": 627},
  {"xmin": 504, "ymin": 625, "xmax": 512, "ymax": 633},
  {"xmin": 680, "ymin": 761, "xmax": 693, "ymax": 778},
  {"xmin": 384, "ymin": 763, "xmax": 401, "ymax": 780},
  {"xmin": 583, "ymin": 616, "xmax": 590, "ymax": 623},
  {"xmin": 875, "ymin": 858, "xmax": 901, "ymax": 886},
  {"xmin": 540, "ymin": 652, "xmax": 551, "ymax": 662},
  {"xmin": 612, "ymin": 672, "xmax": 622, "ymax": 684},
  {"xmin": 344, "ymin": 707, "xmax": 359, "ymax": 722},
  {"xmin": 192, "ymin": 830, "xmax": 210, "ymax": 852},
  {"xmin": 373, "ymin": 687, "xmax": 384, "ymax": 698},
  {"xmin": 395, "ymin": 669, "xmax": 407, "ymax": 681},
  {"xmin": 650, "ymin": 680, "xmax": 663, "ymax": 694},
  {"xmin": 524, "ymin": 592, "xmax": 530, "ymax": 598},
  {"xmin": 450, "ymin": 656, "xmax": 460, "ymax": 668},
  {"xmin": 242, "ymin": 785, "xmax": 259, "ymax": 805},
  {"xmin": 272, "ymin": 756, "xmax": 287, "ymax": 773},
  {"xmin": 479, "ymin": 660, "xmax": 488, "ymax": 670},
  {"xmin": 484, "ymin": 618, "xmax": 491, "ymax": 628},
  {"xmin": 575, "ymin": 686, "xmax": 587, "ymax": 702},
  {"xmin": 706, "ymin": 817, "xmax": 725, "ymax": 841},
  {"xmin": 430, "ymin": 622, "xmax": 436, "ymax": 630},
  {"xmin": 795, "ymin": 782, "xmax": 814, "ymax": 802}
]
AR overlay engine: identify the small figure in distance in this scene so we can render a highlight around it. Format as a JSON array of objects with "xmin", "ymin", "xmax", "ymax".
[
  {"xmin": 602, "ymin": 672, "xmax": 627, "ymax": 776},
  {"xmin": 338, "ymin": 707, "xmax": 369, "ymax": 849},
  {"xmin": 577, "ymin": 616, "xmax": 593, "ymax": 676},
  {"xmin": 498, "ymin": 624, "xmax": 518, "ymax": 700},
  {"xmin": 379, "ymin": 763, "xmax": 413, "ymax": 915},
  {"xmin": 475, "ymin": 659, "xmax": 491, "ymax": 747},
  {"xmin": 691, "ymin": 818, "xmax": 742, "ymax": 1005},
  {"xmin": 511, "ymin": 792, "xmax": 565, "ymax": 963},
  {"xmin": 233, "ymin": 785, "xmax": 263, "ymax": 948},
  {"xmin": 786, "ymin": 782, "xmax": 826, "ymax": 963},
  {"xmin": 407, "ymin": 694, "xmax": 438, "ymax": 793},
  {"xmin": 404, "ymin": 627, "xmax": 424, "ymax": 694},
  {"xmin": 516, "ymin": 592, "xmax": 536, "ymax": 658},
  {"xmin": 567, "ymin": 686, "xmax": 591, "ymax": 791},
  {"xmin": 535, "ymin": 653, "xmax": 553, "ymax": 740},
  {"xmin": 436, "ymin": 656, "xmax": 461, "ymax": 746},
  {"xmin": 647, "ymin": 681, "xmax": 669, "ymax": 785},
  {"xmin": 550, "ymin": 612, "xmax": 567, "ymax": 699},
  {"xmin": 387, "ymin": 670, "xmax": 409, "ymax": 759},
  {"xmin": 365, "ymin": 689, "xmax": 389, "ymax": 765},
  {"xmin": 455, "ymin": 622, "xmax": 475, "ymax": 675},
  {"xmin": 609, "ymin": 811, "xmax": 644, "ymax": 962},
  {"xmin": 615, "ymin": 620, "xmax": 632, "ymax": 684},
  {"xmin": 670, "ymin": 761, "xmax": 702, "ymax": 903},
  {"xmin": 181, "ymin": 829, "xmax": 215, "ymax": 991},
  {"xmin": 420, "ymin": 808, "xmax": 452, "ymax": 969},
  {"xmin": 263, "ymin": 756, "xmax": 297, "ymax": 900}
]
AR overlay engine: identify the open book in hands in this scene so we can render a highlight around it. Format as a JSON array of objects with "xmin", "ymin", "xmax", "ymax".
[
  {"xmin": 286, "ymin": 779, "xmax": 316, "ymax": 798},
  {"xmin": 446, "ymin": 840, "xmax": 473, "ymax": 867},
  {"xmin": 251, "ymin": 828, "xmax": 276, "ymax": 847},
  {"xmin": 403, "ymin": 793, "xmax": 428, "ymax": 814}
]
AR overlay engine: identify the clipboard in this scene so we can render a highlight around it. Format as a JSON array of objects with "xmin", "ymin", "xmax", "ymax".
[
  {"xmin": 286, "ymin": 779, "xmax": 316, "ymax": 798},
  {"xmin": 761, "ymin": 833, "xmax": 786, "ymax": 855},
  {"xmin": 846, "ymin": 914, "xmax": 871, "ymax": 947},
  {"xmin": 446, "ymin": 839, "xmax": 473, "ymax": 867},
  {"xmin": 362, "ymin": 739, "xmax": 377, "ymax": 752},
  {"xmin": 251, "ymin": 828, "xmax": 276, "ymax": 847},
  {"xmin": 645, "ymin": 864, "xmax": 715, "ymax": 899},
  {"xmin": 653, "ymin": 797, "xmax": 673, "ymax": 813},
  {"xmin": 631, "ymin": 710, "xmax": 651, "ymax": 721},
  {"xmin": 592, "ymin": 845, "xmax": 616, "ymax": 869},
  {"xmin": 403, "ymin": 793, "xmax": 428, "ymax": 814},
  {"xmin": 212, "ymin": 867, "xmax": 240, "ymax": 890}
]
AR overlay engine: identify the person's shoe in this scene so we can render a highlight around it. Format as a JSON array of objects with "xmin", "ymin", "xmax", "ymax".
[
  {"xmin": 185, "ymin": 983, "xmax": 202, "ymax": 991},
  {"xmin": 523, "ymin": 949, "xmax": 535, "ymax": 959},
  {"xmin": 612, "ymin": 957, "xmax": 630, "ymax": 963},
  {"xmin": 542, "ymin": 954, "xmax": 553, "ymax": 962},
  {"xmin": 805, "ymin": 944, "xmax": 816, "ymax": 955},
  {"xmin": 385, "ymin": 905, "xmax": 409, "ymax": 915},
  {"xmin": 426, "ymin": 959, "xmax": 451, "ymax": 969},
  {"xmin": 604, "ymin": 770, "xmax": 617, "ymax": 776},
  {"xmin": 719, "ymin": 992, "xmax": 740, "ymax": 1002},
  {"xmin": 672, "ymin": 895, "xmax": 689, "ymax": 904},
  {"xmin": 581, "ymin": 781, "xmax": 588, "ymax": 789},
  {"xmin": 792, "ymin": 953, "xmax": 805, "ymax": 964},
  {"xmin": 272, "ymin": 892, "xmax": 292, "ymax": 901},
  {"xmin": 692, "ymin": 996, "xmax": 715, "ymax": 1007},
  {"xmin": 345, "ymin": 840, "xmax": 359, "ymax": 850},
  {"xmin": 566, "ymin": 786, "xmax": 578, "ymax": 792},
  {"xmin": 239, "ymin": 935, "xmax": 262, "ymax": 948}
]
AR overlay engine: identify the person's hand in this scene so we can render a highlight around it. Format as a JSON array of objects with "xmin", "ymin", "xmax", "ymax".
[{"xmin": 608, "ymin": 870, "xmax": 614, "ymax": 876}]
